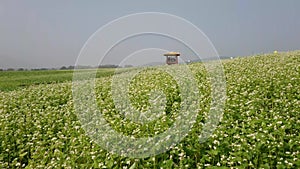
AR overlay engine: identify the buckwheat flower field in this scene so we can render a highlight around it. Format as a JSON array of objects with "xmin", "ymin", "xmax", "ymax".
[{"xmin": 0, "ymin": 52, "xmax": 299, "ymax": 168}]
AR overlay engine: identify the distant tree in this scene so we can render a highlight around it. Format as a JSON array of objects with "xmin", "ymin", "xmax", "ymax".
[
  {"xmin": 60, "ymin": 66, "xmax": 67, "ymax": 70},
  {"xmin": 18, "ymin": 68, "xmax": 24, "ymax": 71},
  {"xmin": 7, "ymin": 68, "xmax": 14, "ymax": 71},
  {"xmin": 124, "ymin": 65, "xmax": 133, "ymax": 68},
  {"xmin": 75, "ymin": 65, "xmax": 94, "ymax": 69},
  {"xmin": 98, "ymin": 64, "xmax": 119, "ymax": 68},
  {"xmin": 32, "ymin": 68, "xmax": 44, "ymax": 71},
  {"xmin": 68, "ymin": 65, "xmax": 75, "ymax": 70},
  {"xmin": 0, "ymin": 68, "xmax": 3, "ymax": 71}
]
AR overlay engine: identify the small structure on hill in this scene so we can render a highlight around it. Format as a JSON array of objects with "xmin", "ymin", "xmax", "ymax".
[{"xmin": 164, "ymin": 52, "xmax": 180, "ymax": 65}]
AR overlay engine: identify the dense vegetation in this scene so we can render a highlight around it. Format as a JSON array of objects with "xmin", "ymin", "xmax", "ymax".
[{"xmin": 0, "ymin": 51, "xmax": 299, "ymax": 168}]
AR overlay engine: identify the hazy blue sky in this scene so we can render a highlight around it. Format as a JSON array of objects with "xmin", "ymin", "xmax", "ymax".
[{"xmin": 0, "ymin": 0, "xmax": 299, "ymax": 68}]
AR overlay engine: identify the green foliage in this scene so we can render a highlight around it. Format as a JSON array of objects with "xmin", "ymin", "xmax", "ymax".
[
  {"xmin": 0, "ymin": 68, "xmax": 116, "ymax": 92},
  {"xmin": 0, "ymin": 51, "xmax": 299, "ymax": 168}
]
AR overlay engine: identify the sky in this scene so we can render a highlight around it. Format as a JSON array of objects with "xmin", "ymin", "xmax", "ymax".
[{"xmin": 0, "ymin": 0, "xmax": 300, "ymax": 69}]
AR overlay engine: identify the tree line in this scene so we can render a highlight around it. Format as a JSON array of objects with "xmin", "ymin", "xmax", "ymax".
[{"xmin": 0, "ymin": 64, "xmax": 133, "ymax": 71}]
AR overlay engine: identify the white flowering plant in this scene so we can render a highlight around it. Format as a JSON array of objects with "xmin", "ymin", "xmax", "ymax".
[{"xmin": 0, "ymin": 51, "xmax": 299, "ymax": 168}]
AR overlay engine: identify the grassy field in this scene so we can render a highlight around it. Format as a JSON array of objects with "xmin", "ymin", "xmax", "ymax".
[
  {"xmin": 0, "ymin": 51, "xmax": 299, "ymax": 168},
  {"xmin": 0, "ymin": 68, "xmax": 116, "ymax": 92}
]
